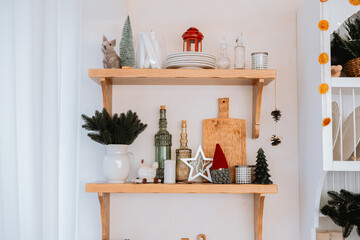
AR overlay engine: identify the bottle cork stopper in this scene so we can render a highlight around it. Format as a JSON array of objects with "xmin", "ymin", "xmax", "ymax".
[
  {"xmin": 181, "ymin": 120, "xmax": 186, "ymax": 124},
  {"xmin": 161, "ymin": 105, "xmax": 166, "ymax": 110}
]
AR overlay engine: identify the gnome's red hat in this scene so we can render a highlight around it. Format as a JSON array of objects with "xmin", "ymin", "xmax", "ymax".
[{"xmin": 211, "ymin": 144, "xmax": 229, "ymax": 170}]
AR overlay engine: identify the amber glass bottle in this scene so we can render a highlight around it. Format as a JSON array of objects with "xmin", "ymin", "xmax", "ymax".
[{"xmin": 176, "ymin": 120, "xmax": 192, "ymax": 182}]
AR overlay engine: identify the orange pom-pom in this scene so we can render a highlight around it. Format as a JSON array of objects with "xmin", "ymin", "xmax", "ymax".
[
  {"xmin": 322, "ymin": 117, "xmax": 331, "ymax": 127},
  {"xmin": 350, "ymin": 0, "xmax": 360, "ymax": 6},
  {"xmin": 319, "ymin": 83, "xmax": 329, "ymax": 94},
  {"xmin": 319, "ymin": 53, "xmax": 329, "ymax": 64},
  {"xmin": 318, "ymin": 20, "xmax": 329, "ymax": 31}
]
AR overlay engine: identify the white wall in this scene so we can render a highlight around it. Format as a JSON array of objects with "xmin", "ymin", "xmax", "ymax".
[
  {"xmin": 297, "ymin": 1, "xmax": 325, "ymax": 240},
  {"xmin": 78, "ymin": 0, "xmax": 302, "ymax": 239}
]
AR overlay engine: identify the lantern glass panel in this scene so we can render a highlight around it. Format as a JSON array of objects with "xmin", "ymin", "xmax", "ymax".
[{"xmin": 189, "ymin": 39, "xmax": 195, "ymax": 51}]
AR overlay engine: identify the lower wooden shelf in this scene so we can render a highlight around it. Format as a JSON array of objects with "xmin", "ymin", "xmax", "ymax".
[{"xmin": 85, "ymin": 183, "xmax": 278, "ymax": 240}]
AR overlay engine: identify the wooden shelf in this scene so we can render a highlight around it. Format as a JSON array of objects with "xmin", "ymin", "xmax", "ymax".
[
  {"xmin": 85, "ymin": 183, "xmax": 278, "ymax": 194},
  {"xmin": 89, "ymin": 68, "xmax": 275, "ymax": 85},
  {"xmin": 86, "ymin": 183, "xmax": 278, "ymax": 240},
  {"xmin": 88, "ymin": 68, "xmax": 276, "ymax": 138}
]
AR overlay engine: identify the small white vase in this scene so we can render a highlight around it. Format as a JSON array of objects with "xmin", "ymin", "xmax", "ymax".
[{"xmin": 103, "ymin": 144, "xmax": 131, "ymax": 183}]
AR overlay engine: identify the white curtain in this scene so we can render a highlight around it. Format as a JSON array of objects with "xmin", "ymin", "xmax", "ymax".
[{"xmin": 0, "ymin": 0, "xmax": 81, "ymax": 239}]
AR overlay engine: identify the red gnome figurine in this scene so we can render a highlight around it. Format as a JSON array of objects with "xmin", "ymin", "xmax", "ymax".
[{"xmin": 211, "ymin": 144, "xmax": 231, "ymax": 184}]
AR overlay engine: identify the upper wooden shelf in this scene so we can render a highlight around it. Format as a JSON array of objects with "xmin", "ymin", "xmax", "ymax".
[
  {"xmin": 88, "ymin": 68, "xmax": 276, "ymax": 86},
  {"xmin": 88, "ymin": 68, "xmax": 276, "ymax": 138},
  {"xmin": 85, "ymin": 183, "xmax": 278, "ymax": 194}
]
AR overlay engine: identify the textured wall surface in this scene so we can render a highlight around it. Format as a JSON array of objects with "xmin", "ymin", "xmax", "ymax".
[{"xmin": 78, "ymin": 0, "xmax": 302, "ymax": 239}]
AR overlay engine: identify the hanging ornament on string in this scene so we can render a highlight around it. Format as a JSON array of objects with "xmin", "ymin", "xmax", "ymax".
[
  {"xmin": 271, "ymin": 108, "xmax": 282, "ymax": 122},
  {"xmin": 270, "ymin": 135, "xmax": 282, "ymax": 146},
  {"xmin": 270, "ymin": 78, "xmax": 282, "ymax": 146}
]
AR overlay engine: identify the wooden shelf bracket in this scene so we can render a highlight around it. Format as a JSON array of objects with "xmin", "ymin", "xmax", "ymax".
[
  {"xmin": 98, "ymin": 192, "xmax": 110, "ymax": 240},
  {"xmin": 252, "ymin": 79, "xmax": 264, "ymax": 138},
  {"xmin": 100, "ymin": 78, "xmax": 113, "ymax": 115},
  {"xmin": 254, "ymin": 193, "xmax": 265, "ymax": 240}
]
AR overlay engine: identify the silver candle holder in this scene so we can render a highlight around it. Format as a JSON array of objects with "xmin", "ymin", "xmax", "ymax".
[{"xmin": 251, "ymin": 52, "xmax": 268, "ymax": 69}]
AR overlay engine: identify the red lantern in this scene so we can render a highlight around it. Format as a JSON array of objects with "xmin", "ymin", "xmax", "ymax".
[{"xmin": 182, "ymin": 27, "xmax": 204, "ymax": 52}]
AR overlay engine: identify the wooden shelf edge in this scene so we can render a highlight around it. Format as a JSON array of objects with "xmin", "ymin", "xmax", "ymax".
[
  {"xmin": 85, "ymin": 183, "xmax": 278, "ymax": 194},
  {"xmin": 88, "ymin": 68, "xmax": 276, "ymax": 86}
]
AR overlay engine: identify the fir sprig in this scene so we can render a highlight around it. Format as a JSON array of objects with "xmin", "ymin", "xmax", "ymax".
[
  {"xmin": 331, "ymin": 17, "xmax": 360, "ymax": 66},
  {"xmin": 81, "ymin": 108, "xmax": 147, "ymax": 145},
  {"xmin": 321, "ymin": 189, "xmax": 360, "ymax": 238}
]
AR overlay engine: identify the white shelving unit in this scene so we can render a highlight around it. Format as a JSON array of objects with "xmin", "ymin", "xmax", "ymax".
[
  {"xmin": 298, "ymin": 1, "xmax": 360, "ymax": 240},
  {"xmin": 330, "ymin": 77, "xmax": 360, "ymax": 171}
]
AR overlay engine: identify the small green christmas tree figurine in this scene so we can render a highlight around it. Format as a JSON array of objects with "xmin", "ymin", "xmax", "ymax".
[
  {"xmin": 253, "ymin": 148, "xmax": 273, "ymax": 184},
  {"xmin": 120, "ymin": 15, "xmax": 135, "ymax": 68}
]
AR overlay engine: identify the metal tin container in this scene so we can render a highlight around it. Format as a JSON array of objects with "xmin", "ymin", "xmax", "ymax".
[
  {"xmin": 235, "ymin": 165, "xmax": 255, "ymax": 184},
  {"xmin": 251, "ymin": 52, "xmax": 268, "ymax": 69}
]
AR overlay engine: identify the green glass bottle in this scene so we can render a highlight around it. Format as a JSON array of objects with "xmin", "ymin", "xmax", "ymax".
[{"xmin": 155, "ymin": 105, "xmax": 172, "ymax": 181}]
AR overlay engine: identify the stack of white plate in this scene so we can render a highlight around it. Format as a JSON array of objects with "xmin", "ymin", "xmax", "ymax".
[{"xmin": 166, "ymin": 52, "xmax": 216, "ymax": 69}]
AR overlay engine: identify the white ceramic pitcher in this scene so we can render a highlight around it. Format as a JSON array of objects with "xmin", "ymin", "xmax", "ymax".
[{"xmin": 103, "ymin": 144, "xmax": 131, "ymax": 183}]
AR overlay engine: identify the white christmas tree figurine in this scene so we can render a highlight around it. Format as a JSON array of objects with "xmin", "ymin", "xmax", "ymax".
[{"xmin": 120, "ymin": 15, "xmax": 135, "ymax": 68}]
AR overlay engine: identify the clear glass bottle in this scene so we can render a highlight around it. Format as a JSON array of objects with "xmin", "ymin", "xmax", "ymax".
[
  {"xmin": 155, "ymin": 105, "xmax": 172, "ymax": 181},
  {"xmin": 234, "ymin": 33, "xmax": 245, "ymax": 69},
  {"xmin": 176, "ymin": 120, "xmax": 192, "ymax": 182},
  {"xmin": 216, "ymin": 38, "xmax": 231, "ymax": 69}
]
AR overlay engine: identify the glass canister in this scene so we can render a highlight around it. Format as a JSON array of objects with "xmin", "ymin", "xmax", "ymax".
[
  {"xmin": 251, "ymin": 52, "xmax": 268, "ymax": 69},
  {"xmin": 216, "ymin": 38, "xmax": 231, "ymax": 69},
  {"xmin": 234, "ymin": 33, "xmax": 245, "ymax": 69}
]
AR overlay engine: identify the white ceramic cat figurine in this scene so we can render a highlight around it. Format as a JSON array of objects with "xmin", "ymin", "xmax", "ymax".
[{"xmin": 102, "ymin": 35, "xmax": 121, "ymax": 69}]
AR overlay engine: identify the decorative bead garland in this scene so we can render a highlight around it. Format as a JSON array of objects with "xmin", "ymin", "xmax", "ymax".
[{"xmin": 319, "ymin": 0, "xmax": 331, "ymax": 127}]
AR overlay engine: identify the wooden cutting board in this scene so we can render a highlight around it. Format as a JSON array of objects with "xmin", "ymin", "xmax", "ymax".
[{"xmin": 203, "ymin": 98, "xmax": 246, "ymax": 182}]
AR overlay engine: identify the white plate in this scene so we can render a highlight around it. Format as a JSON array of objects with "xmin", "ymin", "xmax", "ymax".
[
  {"xmin": 167, "ymin": 52, "xmax": 216, "ymax": 60},
  {"xmin": 167, "ymin": 57, "xmax": 216, "ymax": 63},
  {"xmin": 167, "ymin": 55, "xmax": 216, "ymax": 60},
  {"xmin": 166, "ymin": 60, "xmax": 215, "ymax": 65},
  {"xmin": 166, "ymin": 61, "xmax": 215, "ymax": 66},
  {"xmin": 333, "ymin": 105, "xmax": 360, "ymax": 160},
  {"xmin": 165, "ymin": 62, "xmax": 215, "ymax": 69},
  {"xmin": 166, "ymin": 59, "xmax": 215, "ymax": 66},
  {"xmin": 332, "ymin": 101, "xmax": 340, "ymax": 148}
]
